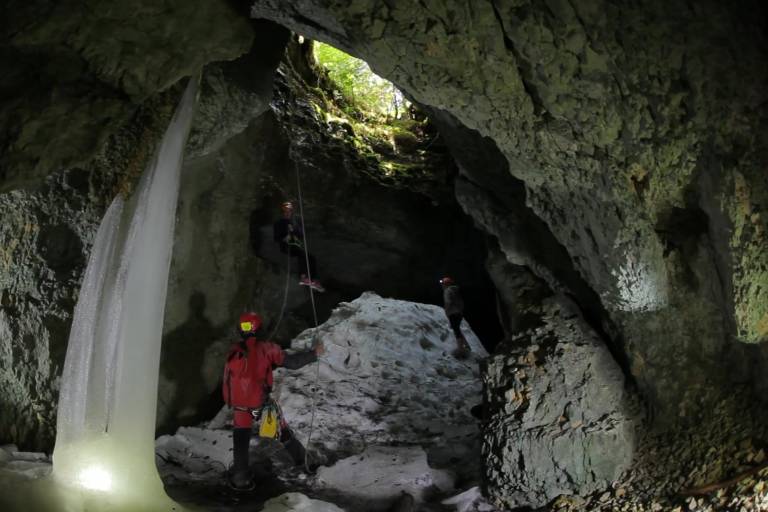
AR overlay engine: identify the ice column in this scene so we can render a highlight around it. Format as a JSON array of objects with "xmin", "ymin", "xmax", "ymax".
[{"xmin": 53, "ymin": 76, "xmax": 198, "ymax": 506}]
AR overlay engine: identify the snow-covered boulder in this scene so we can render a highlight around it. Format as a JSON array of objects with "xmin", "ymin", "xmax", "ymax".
[
  {"xmin": 156, "ymin": 427, "xmax": 233, "ymax": 480},
  {"xmin": 0, "ymin": 446, "xmax": 12, "ymax": 464},
  {"xmin": 442, "ymin": 486, "xmax": 497, "ymax": 512},
  {"xmin": 0, "ymin": 450, "xmax": 52, "ymax": 479},
  {"xmin": 269, "ymin": 291, "xmax": 487, "ymax": 458}
]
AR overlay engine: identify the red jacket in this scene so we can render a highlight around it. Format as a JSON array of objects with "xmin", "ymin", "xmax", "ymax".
[{"xmin": 223, "ymin": 337, "xmax": 285, "ymax": 409}]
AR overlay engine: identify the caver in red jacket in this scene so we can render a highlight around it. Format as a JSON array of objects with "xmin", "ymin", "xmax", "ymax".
[{"xmin": 223, "ymin": 337, "xmax": 317, "ymax": 428}]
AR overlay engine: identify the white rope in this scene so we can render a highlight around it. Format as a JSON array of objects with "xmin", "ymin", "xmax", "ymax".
[
  {"xmin": 293, "ymin": 161, "xmax": 322, "ymax": 472},
  {"xmin": 267, "ymin": 248, "xmax": 292, "ymax": 342}
]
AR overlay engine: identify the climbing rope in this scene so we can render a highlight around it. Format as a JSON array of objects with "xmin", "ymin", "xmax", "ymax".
[
  {"xmin": 266, "ymin": 248, "xmax": 293, "ymax": 342},
  {"xmin": 290, "ymin": 160, "xmax": 323, "ymax": 472}
]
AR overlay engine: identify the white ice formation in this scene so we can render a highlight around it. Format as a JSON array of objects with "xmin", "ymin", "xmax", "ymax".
[{"xmin": 51, "ymin": 76, "xmax": 198, "ymax": 509}]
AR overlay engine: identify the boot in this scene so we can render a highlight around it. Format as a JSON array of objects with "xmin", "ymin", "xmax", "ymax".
[
  {"xmin": 453, "ymin": 334, "xmax": 471, "ymax": 359},
  {"xmin": 281, "ymin": 429, "xmax": 307, "ymax": 467},
  {"xmin": 229, "ymin": 428, "xmax": 254, "ymax": 491}
]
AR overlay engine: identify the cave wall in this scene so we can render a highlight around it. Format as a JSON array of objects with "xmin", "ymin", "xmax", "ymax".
[
  {"xmin": 241, "ymin": 1, "xmax": 768, "ymax": 505},
  {"xmin": 247, "ymin": 0, "xmax": 768, "ymax": 419},
  {"xmin": 0, "ymin": 0, "xmax": 253, "ymax": 193}
]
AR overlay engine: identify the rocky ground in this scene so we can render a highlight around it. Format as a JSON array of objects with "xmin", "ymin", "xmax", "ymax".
[{"xmin": 554, "ymin": 399, "xmax": 768, "ymax": 512}]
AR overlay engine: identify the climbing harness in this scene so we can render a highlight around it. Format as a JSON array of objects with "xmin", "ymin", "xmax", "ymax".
[
  {"xmin": 286, "ymin": 236, "xmax": 305, "ymax": 251},
  {"xmin": 231, "ymin": 401, "xmax": 281, "ymax": 440}
]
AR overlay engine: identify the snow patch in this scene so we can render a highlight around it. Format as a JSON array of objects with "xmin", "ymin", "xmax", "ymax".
[
  {"xmin": 155, "ymin": 427, "xmax": 232, "ymax": 478},
  {"xmin": 262, "ymin": 292, "xmax": 486, "ymax": 457},
  {"xmin": 261, "ymin": 492, "xmax": 345, "ymax": 512},
  {"xmin": 316, "ymin": 445, "xmax": 454, "ymax": 502},
  {"xmin": 0, "ymin": 450, "xmax": 52, "ymax": 479},
  {"xmin": 442, "ymin": 486, "xmax": 498, "ymax": 512}
]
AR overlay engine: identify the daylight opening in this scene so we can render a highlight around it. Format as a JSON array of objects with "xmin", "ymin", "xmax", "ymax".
[{"xmin": 313, "ymin": 42, "xmax": 410, "ymax": 121}]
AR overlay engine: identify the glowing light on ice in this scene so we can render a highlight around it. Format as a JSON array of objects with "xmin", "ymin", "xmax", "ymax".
[{"xmin": 78, "ymin": 466, "xmax": 112, "ymax": 492}]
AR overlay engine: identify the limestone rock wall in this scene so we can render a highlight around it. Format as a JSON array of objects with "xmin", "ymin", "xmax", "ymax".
[
  {"xmin": 482, "ymin": 296, "xmax": 639, "ymax": 509},
  {"xmin": 243, "ymin": 1, "xmax": 767, "ymax": 505},
  {"xmin": 247, "ymin": 0, "xmax": 768, "ymax": 418},
  {"xmin": 1, "ymin": 0, "xmax": 253, "ymax": 192},
  {"xmin": 482, "ymin": 246, "xmax": 641, "ymax": 508}
]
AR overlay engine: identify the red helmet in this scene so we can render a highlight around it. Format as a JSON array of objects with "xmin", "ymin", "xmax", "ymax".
[
  {"xmin": 238, "ymin": 312, "xmax": 262, "ymax": 334},
  {"xmin": 440, "ymin": 276, "xmax": 454, "ymax": 286}
]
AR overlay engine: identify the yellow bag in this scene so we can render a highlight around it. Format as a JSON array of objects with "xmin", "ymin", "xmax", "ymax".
[{"xmin": 259, "ymin": 403, "xmax": 280, "ymax": 439}]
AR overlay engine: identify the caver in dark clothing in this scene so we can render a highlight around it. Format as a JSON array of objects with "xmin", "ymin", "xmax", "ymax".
[
  {"xmin": 273, "ymin": 216, "xmax": 319, "ymax": 279},
  {"xmin": 442, "ymin": 284, "xmax": 464, "ymax": 317},
  {"xmin": 448, "ymin": 313, "xmax": 463, "ymax": 339},
  {"xmin": 443, "ymin": 284, "xmax": 465, "ymax": 338},
  {"xmin": 272, "ymin": 217, "xmax": 304, "ymax": 246},
  {"xmin": 440, "ymin": 278, "xmax": 470, "ymax": 357}
]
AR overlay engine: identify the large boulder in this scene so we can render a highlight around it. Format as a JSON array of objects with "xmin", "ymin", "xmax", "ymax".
[
  {"xmin": 211, "ymin": 292, "xmax": 487, "ymax": 465},
  {"xmin": 482, "ymin": 297, "xmax": 640, "ymax": 509}
]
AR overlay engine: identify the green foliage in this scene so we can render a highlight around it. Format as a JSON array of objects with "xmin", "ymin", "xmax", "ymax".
[{"xmin": 314, "ymin": 42, "xmax": 408, "ymax": 120}]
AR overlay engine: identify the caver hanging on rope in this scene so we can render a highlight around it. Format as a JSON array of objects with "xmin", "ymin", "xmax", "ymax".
[
  {"xmin": 273, "ymin": 201, "xmax": 325, "ymax": 292},
  {"xmin": 222, "ymin": 311, "xmax": 324, "ymax": 491},
  {"xmin": 265, "ymin": 159, "xmax": 325, "ymax": 474}
]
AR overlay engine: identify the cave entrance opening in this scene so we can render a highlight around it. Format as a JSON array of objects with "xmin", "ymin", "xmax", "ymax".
[
  {"xmin": 289, "ymin": 37, "xmax": 440, "ymax": 183},
  {"xmin": 313, "ymin": 41, "xmax": 410, "ymax": 122},
  {"xmin": 273, "ymin": 35, "xmax": 506, "ymax": 352}
]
